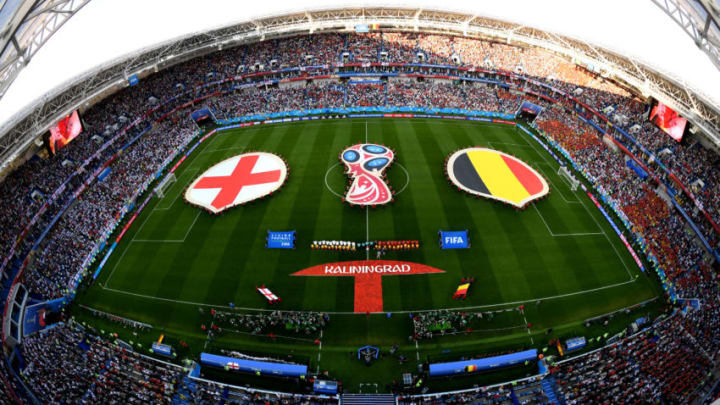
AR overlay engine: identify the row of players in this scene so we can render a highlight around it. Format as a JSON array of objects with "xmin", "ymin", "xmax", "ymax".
[{"xmin": 310, "ymin": 240, "xmax": 421, "ymax": 251}]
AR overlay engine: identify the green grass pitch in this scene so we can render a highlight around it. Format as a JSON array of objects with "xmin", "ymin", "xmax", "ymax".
[{"xmin": 78, "ymin": 118, "xmax": 662, "ymax": 389}]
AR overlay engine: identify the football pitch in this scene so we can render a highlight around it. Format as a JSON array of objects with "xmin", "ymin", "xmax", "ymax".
[{"xmin": 79, "ymin": 118, "xmax": 662, "ymax": 388}]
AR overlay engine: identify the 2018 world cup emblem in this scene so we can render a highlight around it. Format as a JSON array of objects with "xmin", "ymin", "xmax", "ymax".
[{"xmin": 340, "ymin": 144, "xmax": 395, "ymax": 206}]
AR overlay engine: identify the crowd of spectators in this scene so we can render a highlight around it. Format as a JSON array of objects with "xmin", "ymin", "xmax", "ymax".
[
  {"xmin": 552, "ymin": 310, "xmax": 716, "ymax": 404},
  {"xmin": 0, "ymin": 31, "xmax": 716, "ymax": 403},
  {"xmin": 21, "ymin": 322, "xmax": 185, "ymax": 404},
  {"xmin": 398, "ymin": 378, "xmax": 551, "ymax": 404},
  {"xmin": 182, "ymin": 378, "xmax": 338, "ymax": 405}
]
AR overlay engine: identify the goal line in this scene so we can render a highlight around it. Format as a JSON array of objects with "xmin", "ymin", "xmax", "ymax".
[
  {"xmin": 154, "ymin": 172, "xmax": 177, "ymax": 198},
  {"xmin": 557, "ymin": 165, "xmax": 580, "ymax": 191}
]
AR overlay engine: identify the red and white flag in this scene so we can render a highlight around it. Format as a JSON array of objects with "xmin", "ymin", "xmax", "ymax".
[{"xmin": 185, "ymin": 152, "xmax": 288, "ymax": 214}]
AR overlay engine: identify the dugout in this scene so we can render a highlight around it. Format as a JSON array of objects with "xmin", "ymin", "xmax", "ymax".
[
  {"xmin": 428, "ymin": 349, "xmax": 537, "ymax": 377},
  {"xmin": 200, "ymin": 352, "xmax": 308, "ymax": 378}
]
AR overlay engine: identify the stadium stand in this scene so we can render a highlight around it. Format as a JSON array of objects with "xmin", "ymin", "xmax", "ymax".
[{"xmin": 0, "ymin": 31, "xmax": 718, "ymax": 403}]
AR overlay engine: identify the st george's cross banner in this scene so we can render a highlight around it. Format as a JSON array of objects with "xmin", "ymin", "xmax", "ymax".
[
  {"xmin": 185, "ymin": 152, "xmax": 288, "ymax": 214},
  {"xmin": 446, "ymin": 148, "xmax": 549, "ymax": 208}
]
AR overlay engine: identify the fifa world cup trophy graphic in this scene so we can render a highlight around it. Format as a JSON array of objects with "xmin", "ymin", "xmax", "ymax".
[{"xmin": 340, "ymin": 144, "xmax": 395, "ymax": 206}]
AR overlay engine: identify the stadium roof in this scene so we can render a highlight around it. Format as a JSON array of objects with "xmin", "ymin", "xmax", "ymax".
[{"xmin": 1, "ymin": 0, "xmax": 720, "ymax": 168}]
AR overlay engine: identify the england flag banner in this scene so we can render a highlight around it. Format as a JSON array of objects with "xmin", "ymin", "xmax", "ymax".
[
  {"xmin": 185, "ymin": 152, "xmax": 288, "ymax": 214},
  {"xmin": 257, "ymin": 286, "xmax": 281, "ymax": 304},
  {"xmin": 266, "ymin": 230, "xmax": 296, "ymax": 249},
  {"xmin": 439, "ymin": 230, "xmax": 469, "ymax": 249}
]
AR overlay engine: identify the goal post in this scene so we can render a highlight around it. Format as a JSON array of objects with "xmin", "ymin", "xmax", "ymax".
[
  {"xmin": 154, "ymin": 172, "xmax": 177, "ymax": 198},
  {"xmin": 558, "ymin": 165, "xmax": 580, "ymax": 191}
]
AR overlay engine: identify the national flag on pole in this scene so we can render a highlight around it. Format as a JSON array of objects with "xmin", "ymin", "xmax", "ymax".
[
  {"xmin": 257, "ymin": 286, "xmax": 281, "ymax": 304},
  {"xmin": 453, "ymin": 283, "xmax": 471, "ymax": 300}
]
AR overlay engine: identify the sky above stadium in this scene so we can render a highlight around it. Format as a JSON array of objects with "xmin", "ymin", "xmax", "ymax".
[{"xmin": 1, "ymin": 0, "xmax": 719, "ymax": 127}]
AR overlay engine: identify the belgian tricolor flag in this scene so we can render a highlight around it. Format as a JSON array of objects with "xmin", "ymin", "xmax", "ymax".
[{"xmin": 447, "ymin": 148, "xmax": 549, "ymax": 208}]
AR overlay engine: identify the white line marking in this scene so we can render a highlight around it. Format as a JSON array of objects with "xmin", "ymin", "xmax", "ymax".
[
  {"xmin": 204, "ymin": 320, "xmax": 214, "ymax": 349},
  {"xmin": 535, "ymin": 164, "xmax": 580, "ymax": 204},
  {"xmin": 522, "ymin": 313, "xmax": 534, "ymax": 345},
  {"xmin": 324, "ymin": 162, "xmax": 410, "ymax": 198},
  {"xmin": 132, "ymin": 211, "xmax": 201, "ymax": 244},
  {"xmin": 532, "ymin": 204, "xmax": 603, "ymax": 237},
  {"xmin": 488, "ymin": 141, "xmax": 535, "ymax": 149},
  {"xmin": 182, "ymin": 212, "xmax": 201, "ymax": 241},
  {"xmin": 365, "ymin": 121, "xmax": 370, "ymax": 260},
  {"xmin": 366, "ymin": 207, "xmax": 370, "ymax": 260},
  {"xmin": 516, "ymin": 127, "xmax": 634, "ymax": 279},
  {"xmin": 533, "ymin": 204, "xmax": 554, "ymax": 235},
  {"xmin": 577, "ymin": 192, "xmax": 634, "ymax": 280},
  {"xmin": 323, "ymin": 162, "xmax": 345, "ymax": 198},
  {"xmin": 154, "ymin": 168, "xmax": 200, "ymax": 211},
  {"xmin": 102, "ymin": 242, "xmax": 133, "ymax": 288},
  {"xmin": 415, "ymin": 340, "xmax": 420, "ymax": 361},
  {"xmin": 316, "ymin": 330, "xmax": 323, "ymax": 373},
  {"xmin": 396, "ymin": 163, "xmax": 411, "ymax": 194},
  {"xmin": 99, "ymin": 278, "xmax": 637, "ymax": 315}
]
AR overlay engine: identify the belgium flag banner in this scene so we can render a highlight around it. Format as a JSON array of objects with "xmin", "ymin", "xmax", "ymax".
[{"xmin": 446, "ymin": 148, "xmax": 549, "ymax": 208}]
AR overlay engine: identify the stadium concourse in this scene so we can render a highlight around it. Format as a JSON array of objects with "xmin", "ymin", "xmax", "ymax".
[{"xmin": 0, "ymin": 31, "xmax": 716, "ymax": 404}]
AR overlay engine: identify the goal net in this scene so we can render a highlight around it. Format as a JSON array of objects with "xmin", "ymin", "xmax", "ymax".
[
  {"xmin": 154, "ymin": 172, "xmax": 177, "ymax": 198},
  {"xmin": 558, "ymin": 165, "xmax": 580, "ymax": 191}
]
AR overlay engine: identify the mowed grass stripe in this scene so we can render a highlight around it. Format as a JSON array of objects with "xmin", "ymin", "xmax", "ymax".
[
  {"xmin": 104, "ymin": 129, "xmax": 246, "ymax": 291},
  {"xmin": 434, "ymin": 121, "xmax": 539, "ymax": 303},
  {"xmin": 194, "ymin": 125, "xmax": 301, "ymax": 309},
  {"xmin": 131, "ymin": 128, "xmax": 261, "ymax": 294},
  {"xmin": 384, "ymin": 121, "xmax": 457, "ymax": 308},
  {"xmin": 397, "ymin": 121, "xmax": 471, "ymax": 309},
  {"xmin": 299, "ymin": 121, "xmax": 360, "ymax": 310},
  {"xmin": 269, "ymin": 123, "xmax": 342, "ymax": 310},
  {"xmin": 96, "ymin": 119, "xmax": 650, "ymax": 317},
  {"xmin": 373, "ymin": 121, "xmax": 430, "ymax": 311},
  {"xmin": 512, "ymin": 126, "xmax": 637, "ymax": 283},
  {"xmin": 151, "ymin": 126, "xmax": 278, "ymax": 309}
]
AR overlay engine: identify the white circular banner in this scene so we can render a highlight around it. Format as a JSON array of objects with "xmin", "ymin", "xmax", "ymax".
[{"xmin": 185, "ymin": 152, "xmax": 287, "ymax": 214}]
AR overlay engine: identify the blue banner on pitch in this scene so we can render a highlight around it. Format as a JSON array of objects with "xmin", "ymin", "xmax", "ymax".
[
  {"xmin": 439, "ymin": 230, "xmax": 469, "ymax": 249},
  {"xmin": 267, "ymin": 230, "xmax": 296, "ymax": 249}
]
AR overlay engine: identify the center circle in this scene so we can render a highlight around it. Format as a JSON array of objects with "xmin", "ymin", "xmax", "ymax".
[{"xmin": 324, "ymin": 162, "xmax": 410, "ymax": 199}]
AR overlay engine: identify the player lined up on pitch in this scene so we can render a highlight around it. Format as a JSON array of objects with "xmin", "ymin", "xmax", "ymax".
[{"xmin": 311, "ymin": 240, "xmax": 420, "ymax": 252}]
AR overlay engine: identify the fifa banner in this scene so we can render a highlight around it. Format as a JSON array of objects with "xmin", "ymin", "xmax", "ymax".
[
  {"xmin": 128, "ymin": 74, "xmax": 139, "ymax": 86},
  {"xmin": 439, "ymin": 230, "xmax": 469, "ymax": 249},
  {"xmin": 266, "ymin": 230, "xmax": 296, "ymax": 249}
]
